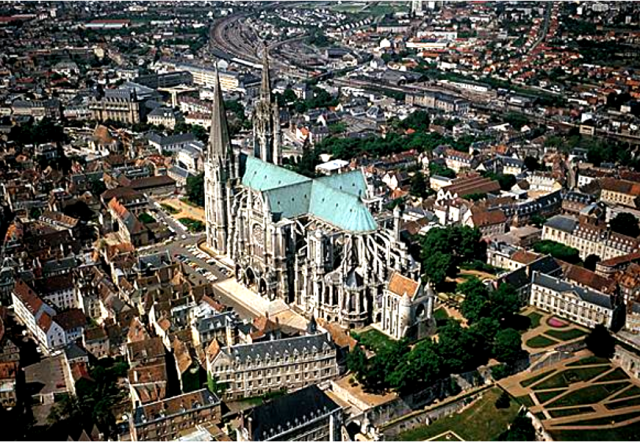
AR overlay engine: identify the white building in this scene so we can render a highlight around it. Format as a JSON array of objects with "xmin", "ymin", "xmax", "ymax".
[{"xmin": 530, "ymin": 272, "xmax": 618, "ymax": 329}]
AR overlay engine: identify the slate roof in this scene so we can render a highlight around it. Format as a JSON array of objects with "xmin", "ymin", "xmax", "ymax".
[
  {"xmin": 544, "ymin": 215, "xmax": 578, "ymax": 233},
  {"xmin": 242, "ymin": 156, "xmax": 377, "ymax": 233},
  {"xmin": 532, "ymin": 271, "xmax": 614, "ymax": 310},
  {"xmin": 209, "ymin": 332, "xmax": 334, "ymax": 365},
  {"xmin": 246, "ymin": 385, "xmax": 340, "ymax": 441}
]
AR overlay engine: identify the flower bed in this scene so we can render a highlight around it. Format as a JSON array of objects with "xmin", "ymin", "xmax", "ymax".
[{"xmin": 547, "ymin": 317, "xmax": 569, "ymax": 328}]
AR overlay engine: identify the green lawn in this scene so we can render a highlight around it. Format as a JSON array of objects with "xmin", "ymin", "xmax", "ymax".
[
  {"xmin": 544, "ymin": 328, "xmax": 587, "ymax": 342},
  {"xmin": 527, "ymin": 312, "xmax": 543, "ymax": 329},
  {"xmin": 594, "ymin": 368, "xmax": 629, "ymax": 383},
  {"xmin": 551, "ymin": 419, "xmax": 640, "ymax": 441},
  {"xmin": 605, "ymin": 395, "xmax": 640, "ymax": 410},
  {"xmin": 138, "ymin": 212, "xmax": 156, "ymax": 224},
  {"xmin": 525, "ymin": 335, "xmax": 558, "ymax": 349},
  {"xmin": 353, "ymin": 328, "xmax": 396, "ymax": 352},
  {"xmin": 547, "ymin": 406, "xmax": 595, "ymax": 418},
  {"xmin": 532, "ymin": 366, "xmax": 610, "ymax": 390},
  {"xmin": 433, "ymin": 307, "xmax": 449, "ymax": 321},
  {"xmin": 395, "ymin": 388, "xmax": 520, "ymax": 441},
  {"xmin": 160, "ymin": 203, "xmax": 179, "ymax": 215},
  {"xmin": 535, "ymin": 389, "xmax": 566, "ymax": 404},
  {"xmin": 610, "ymin": 385, "xmax": 640, "ymax": 401},
  {"xmin": 179, "ymin": 217, "xmax": 205, "ymax": 233},
  {"xmin": 520, "ymin": 370, "xmax": 554, "ymax": 387},
  {"xmin": 517, "ymin": 394, "xmax": 535, "ymax": 407},
  {"xmin": 546, "ymin": 382, "xmax": 628, "ymax": 408},
  {"xmin": 558, "ymin": 411, "xmax": 640, "ymax": 427},
  {"xmin": 567, "ymin": 356, "xmax": 610, "ymax": 367}
]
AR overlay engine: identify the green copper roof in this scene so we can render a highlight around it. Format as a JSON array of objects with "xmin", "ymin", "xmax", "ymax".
[
  {"xmin": 243, "ymin": 156, "xmax": 310, "ymax": 191},
  {"xmin": 242, "ymin": 157, "xmax": 377, "ymax": 233},
  {"xmin": 315, "ymin": 169, "xmax": 367, "ymax": 197}
]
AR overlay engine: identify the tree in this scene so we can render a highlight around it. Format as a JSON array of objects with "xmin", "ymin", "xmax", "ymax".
[
  {"xmin": 488, "ymin": 284, "xmax": 522, "ymax": 323},
  {"xmin": 493, "ymin": 328, "xmax": 523, "ymax": 364},
  {"xmin": 186, "ymin": 173, "xmax": 205, "ymax": 207},
  {"xmin": 533, "ymin": 240, "xmax": 580, "ymax": 264},
  {"xmin": 585, "ymin": 324, "xmax": 615, "ymax": 359},
  {"xmin": 429, "ymin": 162, "xmax": 456, "ymax": 178},
  {"xmin": 610, "ymin": 212, "xmax": 640, "ymax": 238},
  {"xmin": 424, "ymin": 251, "xmax": 454, "ymax": 289},
  {"xmin": 459, "ymin": 277, "xmax": 490, "ymax": 323},
  {"xmin": 495, "ymin": 390, "xmax": 511, "ymax": 409},
  {"xmin": 500, "ymin": 413, "xmax": 536, "ymax": 441},
  {"xmin": 347, "ymin": 344, "xmax": 367, "ymax": 378},
  {"xmin": 524, "ymin": 156, "xmax": 541, "ymax": 171},
  {"xmin": 410, "ymin": 171, "xmax": 433, "ymax": 199},
  {"xmin": 584, "ymin": 254, "xmax": 601, "ymax": 271}
]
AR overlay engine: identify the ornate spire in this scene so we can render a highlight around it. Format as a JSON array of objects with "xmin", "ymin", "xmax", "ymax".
[
  {"xmin": 208, "ymin": 62, "xmax": 232, "ymax": 161},
  {"xmin": 260, "ymin": 41, "xmax": 271, "ymax": 102}
]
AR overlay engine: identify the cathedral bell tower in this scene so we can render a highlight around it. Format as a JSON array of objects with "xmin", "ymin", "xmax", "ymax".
[
  {"xmin": 252, "ymin": 42, "xmax": 282, "ymax": 165},
  {"xmin": 205, "ymin": 64, "xmax": 236, "ymax": 255}
]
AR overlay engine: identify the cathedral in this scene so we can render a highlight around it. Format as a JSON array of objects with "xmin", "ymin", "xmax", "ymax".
[{"xmin": 204, "ymin": 48, "xmax": 423, "ymax": 329}]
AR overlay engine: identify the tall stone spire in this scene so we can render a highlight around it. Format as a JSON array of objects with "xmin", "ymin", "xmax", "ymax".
[
  {"xmin": 260, "ymin": 41, "xmax": 271, "ymax": 103},
  {"xmin": 204, "ymin": 61, "xmax": 235, "ymax": 255},
  {"xmin": 208, "ymin": 64, "xmax": 232, "ymax": 162},
  {"xmin": 253, "ymin": 42, "xmax": 281, "ymax": 165}
]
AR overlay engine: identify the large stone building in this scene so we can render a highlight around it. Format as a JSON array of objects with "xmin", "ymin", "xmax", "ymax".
[
  {"xmin": 205, "ymin": 331, "xmax": 338, "ymax": 401},
  {"xmin": 379, "ymin": 272, "xmax": 434, "ymax": 340},
  {"xmin": 89, "ymin": 89, "xmax": 144, "ymax": 124},
  {"xmin": 204, "ymin": 53, "xmax": 420, "ymax": 329},
  {"xmin": 542, "ymin": 214, "xmax": 639, "ymax": 261}
]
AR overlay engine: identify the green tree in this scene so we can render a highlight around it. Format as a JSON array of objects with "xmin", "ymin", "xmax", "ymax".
[
  {"xmin": 207, "ymin": 373, "xmax": 228, "ymax": 397},
  {"xmin": 583, "ymin": 254, "xmax": 601, "ymax": 271},
  {"xmin": 500, "ymin": 413, "xmax": 536, "ymax": 441},
  {"xmin": 610, "ymin": 212, "xmax": 640, "ymax": 238},
  {"xmin": 429, "ymin": 162, "xmax": 456, "ymax": 178},
  {"xmin": 186, "ymin": 172, "xmax": 205, "ymax": 207},
  {"xmin": 533, "ymin": 240, "xmax": 580, "ymax": 263},
  {"xmin": 488, "ymin": 283, "xmax": 522, "ymax": 323},
  {"xmin": 585, "ymin": 324, "xmax": 615, "ymax": 359},
  {"xmin": 423, "ymin": 251, "xmax": 454, "ymax": 289},
  {"xmin": 459, "ymin": 277, "xmax": 490, "ymax": 323},
  {"xmin": 495, "ymin": 390, "xmax": 511, "ymax": 409},
  {"xmin": 347, "ymin": 344, "xmax": 367, "ymax": 378},
  {"xmin": 493, "ymin": 328, "xmax": 523, "ymax": 364},
  {"xmin": 524, "ymin": 156, "xmax": 541, "ymax": 171},
  {"xmin": 410, "ymin": 171, "xmax": 432, "ymax": 199}
]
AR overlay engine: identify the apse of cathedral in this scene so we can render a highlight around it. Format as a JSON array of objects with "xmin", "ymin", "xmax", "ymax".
[{"xmin": 204, "ymin": 46, "xmax": 430, "ymax": 331}]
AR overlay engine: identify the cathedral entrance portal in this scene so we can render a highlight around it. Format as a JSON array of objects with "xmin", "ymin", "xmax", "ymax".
[
  {"xmin": 245, "ymin": 267, "xmax": 256, "ymax": 290},
  {"xmin": 259, "ymin": 278, "xmax": 268, "ymax": 296}
]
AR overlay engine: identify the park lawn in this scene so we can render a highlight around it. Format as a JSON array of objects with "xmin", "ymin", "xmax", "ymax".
[
  {"xmin": 532, "ymin": 365, "xmax": 611, "ymax": 390},
  {"xmin": 354, "ymin": 328, "xmax": 396, "ymax": 353},
  {"xmin": 160, "ymin": 203, "xmax": 179, "ymax": 215},
  {"xmin": 527, "ymin": 311, "xmax": 543, "ymax": 329},
  {"xmin": 547, "ymin": 406, "xmax": 595, "ymax": 418},
  {"xmin": 550, "ymin": 419, "xmax": 640, "ymax": 441},
  {"xmin": 179, "ymin": 217, "xmax": 205, "ymax": 233},
  {"xmin": 520, "ymin": 370, "xmax": 555, "ymax": 388},
  {"xmin": 396, "ymin": 387, "xmax": 520, "ymax": 441},
  {"xmin": 594, "ymin": 367, "xmax": 629, "ymax": 383},
  {"xmin": 535, "ymin": 389, "xmax": 566, "ymax": 404},
  {"xmin": 558, "ymin": 411, "xmax": 640, "ymax": 427},
  {"xmin": 517, "ymin": 394, "xmax": 535, "ymax": 407},
  {"xmin": 546, "ymin": 382, "xmax": 628, "ymax": 408},
  {"xmin": 605, "ymin": 395, "xmax": 640, "ymax": 410},
  {"xmin": 610, "ymin": 385, "xmax": 640, "ymax": 401},
  {"xmin": 567, "ymin": 356, "xmax": 610, "ymax": 367},
  {"xmin": 525, "ymin": 335, "xmax": 558, "ymax": 349},
  {"xmin": 544, "ymin": 328, "xmax": 587, "ymax": 342}
]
